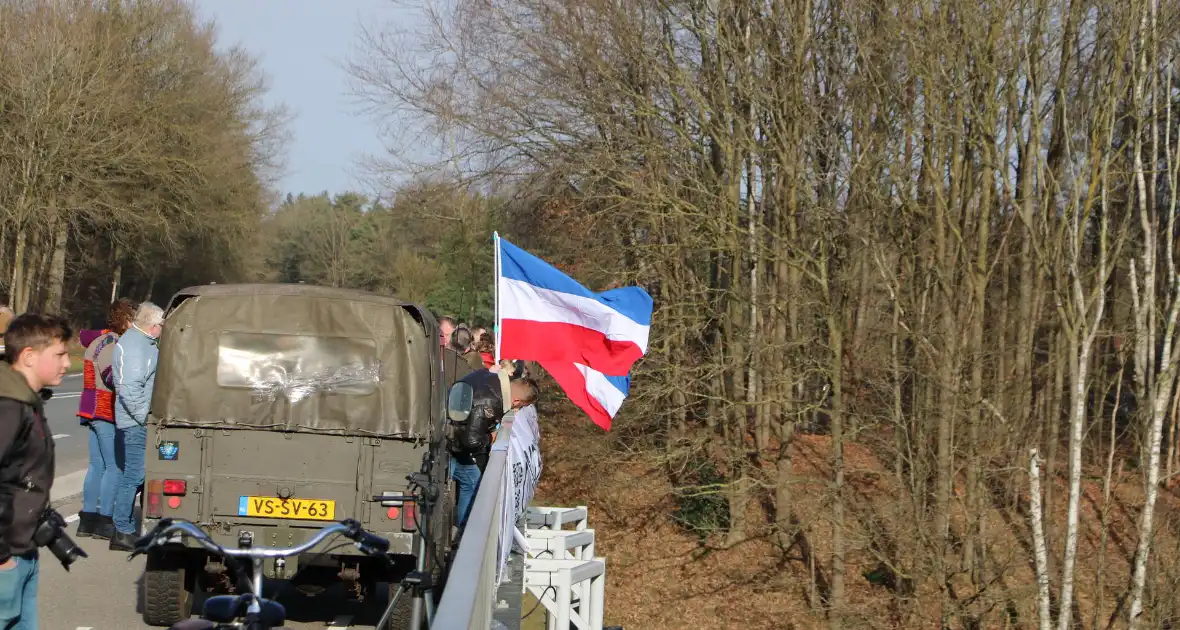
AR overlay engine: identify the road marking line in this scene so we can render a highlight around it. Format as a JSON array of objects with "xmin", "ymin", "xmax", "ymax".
[
  {"xmin": 329, "ymin": 614, "xmax": 354, "ymax": 627},
  {"xmin": 51, "ymin": 469, "xmax": 87, "ymax": 502},
  {"xmin": 65, "ymin": 514, "xmax": 79, "ymax": 523},
  {"xmin": 52, "ymin": 433, "xmax": 69, "ymax": 440},
  {"xmin": 51, "ymin": 393, "xmax": 81, "ymax": 400},
  {"xmin": 75, "ymin": 627, "xmax": 92, "ymax": 630}
]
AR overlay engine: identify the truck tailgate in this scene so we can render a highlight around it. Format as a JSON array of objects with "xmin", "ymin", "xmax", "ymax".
[{"xmin": 206, "ymin": 431, "xmax": 369, "ymax": 525}]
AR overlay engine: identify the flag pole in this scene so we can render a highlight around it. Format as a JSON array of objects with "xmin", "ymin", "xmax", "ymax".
[{"xmin": 493, "ymin": 232, "xmax": 501, "ymax": 365}]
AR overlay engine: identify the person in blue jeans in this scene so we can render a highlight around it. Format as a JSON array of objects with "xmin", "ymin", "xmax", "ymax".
[
  {"xmin": 449, "ymin": 455, "xmax": 484, "ymax": 527},
  {"xmin": 75, "ymin": 298, "xmax": 136, "ymax": 541},
  {"xmin": 108, "ymin": 302, "xmax": 164, "ymax": 551},
  {"xmin": 0, "ymin": 556, "xmax": 38, "ymax": 630},
  {"xmin": 0, "ymin": 314, "xmax": 74, "ymax": 630}
]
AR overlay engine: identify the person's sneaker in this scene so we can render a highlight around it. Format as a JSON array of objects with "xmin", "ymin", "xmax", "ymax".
[
  {"xmin": 92, "ymin": 515, "xmax": 115, "ymax": 541},
  {"xmin": 109, "ymin": 530, "xmax": 137, "ymax": 551},
  {"xmin": 75, "ymin": 512, "xmax": 98, "ymax": 538}
]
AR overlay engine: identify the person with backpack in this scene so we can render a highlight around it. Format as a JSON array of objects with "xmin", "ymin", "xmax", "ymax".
[
  {"xmin": 448, "ymin": 361, "xmax": 534, "ymax": 528},
  {"xmin": 74, "ymin": 298, "xmax": 137, "ymax": 541}
]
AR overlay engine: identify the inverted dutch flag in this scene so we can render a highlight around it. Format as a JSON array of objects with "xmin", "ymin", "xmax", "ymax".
[{"xmin": 495, "ymin": 235, "xmax": 652, "ymax": 430}]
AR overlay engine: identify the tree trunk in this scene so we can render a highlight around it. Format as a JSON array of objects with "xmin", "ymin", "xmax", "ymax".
[
  {"xmin": 1166, "ymin": 381, "xmax": 1179, "ymax": 483},
  {"xmin": 9, "ymin": 229, "xmax": 26, "ymax": 311},
  {"xmin": 774, "ymin": 420, "xmax": 796, "ymax": 551},
  {"xmin": 1094, "ymin": 360, "xmax": 1124, "ymax": 630},
  {"xmin": 1029, "ymin": 449, "xmax": 1052, "ymax": 630},
  {"xmin": 965, "ymin": 159, "xmax": 993, "ymax": 587},
  {"xmin": 1128, "ymin": 366, "xmax": 1176, "ymax": 628},
  {"xmin": 826, "ymin": 309, "xmax": 845, "ymax": 629},
  {"xmin": 43, "ymin": 217, "xmax": 69, "ymax": 314},
  {"xmin": 0, "ymin": 221, "xmax": 9, "ymax": 299},
  {"xmin": 1043, "ymin": 332, "xmax": 1065, "ymax": 574},
  {"xmin": 1058, "ymin": 330, "xmax": 1094, "ymax": 630},
  {"xmin": 143, "ymin": 271, "xmax": 157, "ymax": 303},
  {"xmin": 110, "ymin": 243, "xmax": 123, "ymax": 303},
  {"xmin": 1128, "ymin": 13, "xmax": 1169, "ymax": 622},
  {"xmin": 891, "ymin": 286, "xmax": 905, "ymax": 484},
  {"xmin": 17, "ymin": 230, "xmax": 40, "ymax": 313}
]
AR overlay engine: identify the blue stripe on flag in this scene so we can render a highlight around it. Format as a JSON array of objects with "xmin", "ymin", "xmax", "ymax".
[
  {"xmin": 604, "ymin": 373, "xmax": 630, "ymax": 397},
  {"xmin": 500, "ymin": 238, "xmax": 653, "ymax": 326}
]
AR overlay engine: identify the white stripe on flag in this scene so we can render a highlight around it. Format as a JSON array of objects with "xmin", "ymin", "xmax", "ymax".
[
  {"xmin": 577, "ymin": 364, "xmax": 628, "ymax": 417},
  {"xmin": 498, "ymin": 277, "xmax": 650, "ymax": 351}
]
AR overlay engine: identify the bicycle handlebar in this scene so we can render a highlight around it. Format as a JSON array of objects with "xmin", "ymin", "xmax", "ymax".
[{"xmin": 130, "ymin": 518, "xmax": 390, "ymax": 560}]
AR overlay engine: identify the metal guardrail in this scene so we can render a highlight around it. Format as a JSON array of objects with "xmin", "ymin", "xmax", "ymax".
[{"xmin": 432, "ymin": 411, "xmax": 517, "ymax": 630}]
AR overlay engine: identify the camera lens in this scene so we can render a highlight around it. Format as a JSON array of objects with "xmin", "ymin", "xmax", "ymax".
[
  {"xmin": 34, "ymin": 509, "xmax": 88, "ymax": 570},
  {"xmin": 49, "ymin": 536, "xmax": 87, "ymax": 568}
]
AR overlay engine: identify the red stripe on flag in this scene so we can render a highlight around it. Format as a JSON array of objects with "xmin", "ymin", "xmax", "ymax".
[
  {"xmin": 499, "ymin": 319, "xmax": 643, "ymax": 376},
  {"xmin": 540, "ymin": 361, "xmax": 613, "ymax": 431}
]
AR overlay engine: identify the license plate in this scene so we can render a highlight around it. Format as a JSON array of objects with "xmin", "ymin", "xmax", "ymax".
[{"xmin": 237, "ymin": 496, "xmax": 336, "ymax": 521}]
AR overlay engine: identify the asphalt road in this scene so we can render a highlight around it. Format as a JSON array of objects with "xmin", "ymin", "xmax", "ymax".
[
  {"xmin": 38, "ymin": 375, "xmax": 391, "ymax": 629},
  {"xmin": 45, "ymin": 374, "xmax": 90, "ymax": 502}
]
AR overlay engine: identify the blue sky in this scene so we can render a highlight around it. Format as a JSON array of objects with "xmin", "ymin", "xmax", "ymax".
[{"xmin": 194, "ymin": 0, "xmax": 419, "ymax": 197}]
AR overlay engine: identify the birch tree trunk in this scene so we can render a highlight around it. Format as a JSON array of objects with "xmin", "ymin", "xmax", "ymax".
[
  {"xmin": 1128, "ymin": 14, "xmax": 1176, "ymax": 622},
  {"xmin": 1029, "ymin": 449, "xmax": 1051, "ymax": 630},
  {"xmin": 110, "ymin": 242, "xmax": 123, "ymax": 304}
]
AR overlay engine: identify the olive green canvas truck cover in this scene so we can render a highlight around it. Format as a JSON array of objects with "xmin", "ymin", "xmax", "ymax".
[{"xmin": 153, "ymin": 283, "xmax": 442, "ymax": 438}]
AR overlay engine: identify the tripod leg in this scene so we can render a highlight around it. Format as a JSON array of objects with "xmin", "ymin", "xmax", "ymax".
[
  {"xmin": 410, "ymin": 589, "xmax": 424, "ymax": 629},
  {"xmin": 377, "ymin": 585, "xmax": 406, "ymax": 630},
  {"xmin": 424, "ymin": 588, "xmax": 436, "ymax": 626}
]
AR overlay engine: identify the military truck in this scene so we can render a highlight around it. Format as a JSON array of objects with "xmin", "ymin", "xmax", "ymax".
[{"xmin": 139, "ymin": 284, "xmax": 454, "ymax": 629}]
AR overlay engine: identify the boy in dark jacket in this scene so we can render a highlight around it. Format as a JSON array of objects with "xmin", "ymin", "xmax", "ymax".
[{"xmin": 0, "ymin": 314, "xmax": 72, "ymax": 630}]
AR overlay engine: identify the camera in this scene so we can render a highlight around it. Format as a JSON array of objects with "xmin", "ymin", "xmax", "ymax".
[{"xmin": 33, "ymin": 508, "xmax": 88, "ymax": 570}]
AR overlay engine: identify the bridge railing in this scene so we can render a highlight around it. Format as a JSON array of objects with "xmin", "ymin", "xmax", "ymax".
[{"xmin": 432, "ymin": 411, "xmax": 517, "ymax": 629}]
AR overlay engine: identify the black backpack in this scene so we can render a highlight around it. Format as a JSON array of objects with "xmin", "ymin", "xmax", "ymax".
[{"xmin": 448, "ymin": 370, "xmax": 503, "ymax": 458}]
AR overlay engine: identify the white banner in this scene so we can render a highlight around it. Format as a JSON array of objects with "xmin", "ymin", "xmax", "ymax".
[{"xmin": 495, "ymin": 404, "xmax": 542, "ymax": 583}]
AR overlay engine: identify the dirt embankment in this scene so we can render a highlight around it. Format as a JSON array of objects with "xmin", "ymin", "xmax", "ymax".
[{"xmin": 533, "ymin": 412, "xmax": 1180, "ymax": 629}]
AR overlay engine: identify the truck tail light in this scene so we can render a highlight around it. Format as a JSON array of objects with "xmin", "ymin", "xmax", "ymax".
[
  {"xmin": 146, "ymin": 479, "xmax": 163, "ymax": 518},
  {"xmin": 401, "ymin": 501, "xmax": 417, "ymax": 532},
  {"xmin": 162, "ymin": 480, "xmax": 187, "ymax": 496}
]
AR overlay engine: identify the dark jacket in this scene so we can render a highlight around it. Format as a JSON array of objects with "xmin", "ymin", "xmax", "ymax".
[
  {"xmin": 460, "ymin": 350, "xmax": 484, "ymax": 371},
  {"xmin": 442, "ymin": 347, "xmax": 475, "ymax": 392},
  {"xmin": 0, "ymin": 366, "xmax": 54, "ymax": 563},
  {"xmin": 450, "ymin": 369, "xmax": 502, "ymax": 469}
]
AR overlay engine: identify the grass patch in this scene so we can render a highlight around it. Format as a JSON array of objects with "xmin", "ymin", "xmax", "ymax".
[
  {"xmin": 521, "ymin": 592, "xmax": 547, "ymax": 630},
  {"xmin": 68, "ymin": 343, "xmax": 85, "ymax": 374}
]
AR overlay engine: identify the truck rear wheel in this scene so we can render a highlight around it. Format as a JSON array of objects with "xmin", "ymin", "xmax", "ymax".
[
  {"xmin": 142, "ymin": 549, "xmax": 194, "ymax": 627},
  {"xmin": 382, "ymin": 581, "xmax": 415, "ymax": 630}
]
